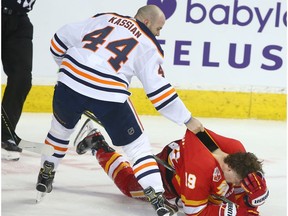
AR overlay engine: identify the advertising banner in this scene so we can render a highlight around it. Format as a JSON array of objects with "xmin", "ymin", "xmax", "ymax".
[{"xmin": 147, "ymin": 0, "xmax": 287, "ymax": 90}]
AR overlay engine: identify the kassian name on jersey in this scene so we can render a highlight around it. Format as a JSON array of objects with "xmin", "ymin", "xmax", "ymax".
[{"xmin": 108, "ymin": 17, "xmax": 142, "ymax": 38}]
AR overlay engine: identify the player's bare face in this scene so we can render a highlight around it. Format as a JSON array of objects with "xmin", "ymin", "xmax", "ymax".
[
  {"xmin": 224, "ymin": 169, "xmax": 242, "ymax": 185},
  {"xmin": 222, "ymin": 164, "xmax": 242, "ymax": 185}
]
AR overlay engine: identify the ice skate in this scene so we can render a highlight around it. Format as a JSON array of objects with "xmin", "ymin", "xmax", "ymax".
[
  {"xmin": 36, "ymin": 161, "xmax": 55, "ymax": 203},
  {"xmin": 1, "ymin": 139, "xmax": 22, "ymax": 161},
  {"xmin": 144, "ymin": 186, "xmax": 178, "ymax": 216},
  {"xmin": 75, "ymin": 126, "xmax": 114, "ymax": 155},
  {"xmin": 73, "ymin": 118, "xmax": 94, "ymax": 147}
]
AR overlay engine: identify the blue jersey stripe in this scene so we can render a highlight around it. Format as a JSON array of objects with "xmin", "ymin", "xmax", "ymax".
[
  {"xmin": 54, "ymin": 33, "xmax": 68, "ymax": 50},
  {"xmin": 60, "ymin": 68, "xmax": 131, "ymax": 96},
  {"xmin": 47, "ymin": 133, "xmax": 69, "ymax": 145},
  {"xmin": 65, "ymin": 55, "xmax": 129, "ymax": 87},
  {"xmin": 155, "ymin": 94, "xmax": 178, "ymax": 111},
  {"xmin": 136, "ymin": 169, "xmax": 160, "ymax": 181},
  {"xmin": 147, "ymin": 84, "xmax": 171, "ymax": 98}
]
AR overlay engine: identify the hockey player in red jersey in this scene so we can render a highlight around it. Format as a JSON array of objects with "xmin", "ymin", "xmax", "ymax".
[{"xmin": 75, "ymin": 120, "xmax": 269, "ymax": 216}]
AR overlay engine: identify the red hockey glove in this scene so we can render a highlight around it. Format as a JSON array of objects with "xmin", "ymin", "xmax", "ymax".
[
  {"xmin": 241, "ymin": 172, "xmax": 269, "ymax": 207},
  {"xmin": 220, "ymin": 202, "xmax": 237, "ymax": 216},
  {"xmin": 236, "ymin": 206, "xmax": 260, "ymax": 216}
]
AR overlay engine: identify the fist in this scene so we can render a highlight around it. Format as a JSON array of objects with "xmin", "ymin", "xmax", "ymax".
[
  {"xmin": 221, "ymin": 202, "xmax": 237, "ymax": 216},
  {"xmin": 241, "ymin": 172, "xmax": 269, "ymax": 207},
  {"xmin": 185, "ymin": 117, "xmax": 204, "ymax": 133}
]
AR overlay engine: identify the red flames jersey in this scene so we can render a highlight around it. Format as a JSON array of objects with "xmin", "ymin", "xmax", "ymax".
[
  {"xmin": 95, "ymin": 128, "xmax": 260, "ymax": 215},
  {"xmin": 164, "ymin": 129, "xmax": 260, "ymax": 215}
]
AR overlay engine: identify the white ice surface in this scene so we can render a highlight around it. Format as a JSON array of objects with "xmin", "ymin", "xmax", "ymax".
[{"xmin": 1, "ymin": 113, "xmax": 287, "ymax": 216}]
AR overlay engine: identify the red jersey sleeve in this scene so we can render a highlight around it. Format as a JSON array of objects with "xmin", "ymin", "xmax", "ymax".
[{"xmin": 205, "ymin": 128, "xmax": 246, "ymax": 154}]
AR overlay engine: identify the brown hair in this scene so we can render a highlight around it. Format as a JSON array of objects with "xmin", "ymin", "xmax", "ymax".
[{"xmin": 224, "ymin": 152, "xmax": 264, "ymax": 179}]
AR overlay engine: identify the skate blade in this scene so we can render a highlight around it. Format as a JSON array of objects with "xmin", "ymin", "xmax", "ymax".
[{"xmin": 36, "ymin": 191, "xmax": 46, "ymax": 203}]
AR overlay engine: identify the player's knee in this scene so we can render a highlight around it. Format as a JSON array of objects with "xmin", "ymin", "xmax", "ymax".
[
  {"xmin": 50, "ymin": 115, "xmax": 76, "ymax": 140},
  {"xmin": 122, "ymin": 133, "xmax": 152, "ymax": 164}
]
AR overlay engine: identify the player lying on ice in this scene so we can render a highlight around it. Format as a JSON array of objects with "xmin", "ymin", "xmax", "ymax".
[{"xmin": 75, "ymin": 120, "xmax": 269, "ymax": 216}]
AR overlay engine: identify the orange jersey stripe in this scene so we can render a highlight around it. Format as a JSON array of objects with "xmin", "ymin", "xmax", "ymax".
[
  {"xmin": 51, "ymin": 39, "xmax": 65, "ymax": 54},
  {"xmin": 62, "ymin": 61, "xmax": 127, "ymax": 88},
  {"xmin": 44, "ymin": 140, "xmax": 68, "ymax": 152},
  {"xmin": 134, "ymin": 161, "xmax": 158, "ymax": 174},
  {"xmin": 128, "ymin": 98, "xmax": 144, "ymax": 130},
  {"xmin": 150, "ymin": 88, "xmax": 175, "ymax": 104}
]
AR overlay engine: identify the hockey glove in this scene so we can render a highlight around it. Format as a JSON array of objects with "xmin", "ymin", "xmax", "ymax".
[
  {"xmin": 220, "ymin": 202, "xmax": 237, "ymax": 216},
  {"xmin": 241, "ymin": 172, "xmax": 269, "ymax": 207},
  {"xmin": 236, "ymin": 206, "xmax": 260, "ymax": 216}
]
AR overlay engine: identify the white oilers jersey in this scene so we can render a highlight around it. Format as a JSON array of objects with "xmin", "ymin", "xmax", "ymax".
[{"xmin": 50, "ymin": 13, "xmax": 191, "ymax": 125}]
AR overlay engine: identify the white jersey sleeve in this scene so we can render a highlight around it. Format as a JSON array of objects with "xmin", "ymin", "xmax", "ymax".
[
  {"xmin": 50, "ymin": 20, "xmax": 87, "ymax": 66},
  {"xmin": 134, "ymin": 48, "xmax": 191, "ymax": 125},
  {"xmin": 49, "ymin": 13, "xmax": 191, "ymax": 125}
]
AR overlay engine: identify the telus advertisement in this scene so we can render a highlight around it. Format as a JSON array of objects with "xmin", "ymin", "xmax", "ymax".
[{"xmin": 146, "ymin": 0, "xmax": 286, "ymax": 90}]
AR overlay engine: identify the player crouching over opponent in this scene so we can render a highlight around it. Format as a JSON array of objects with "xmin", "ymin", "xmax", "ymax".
[{"xmin": 75, "ymin": 120, "xmax": 269, "ymax": 216}]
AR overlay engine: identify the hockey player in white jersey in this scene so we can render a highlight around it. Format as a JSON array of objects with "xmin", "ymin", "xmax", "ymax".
[{"xmin": 36, "ymin": 5, "xmax": 204, "ymax": 215}]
